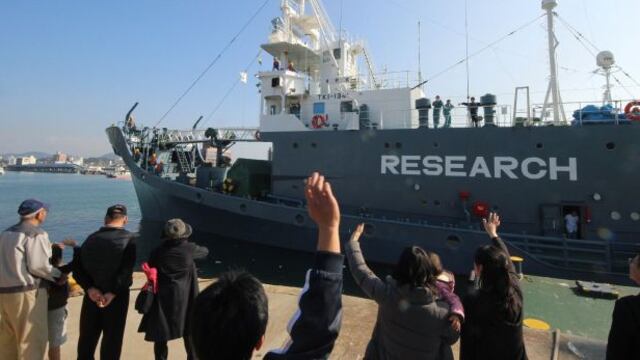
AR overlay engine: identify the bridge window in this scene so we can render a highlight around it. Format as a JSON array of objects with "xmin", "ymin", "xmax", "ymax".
[
  {"xmin": 340, "ymin": 101, "xmax": 354, "ymax": 113},
  {"xmin": 333, "ymin": 48, "xmax": 341, "ymax": 60},
  {"xmin": 313, "ymin": 102, "xmax": 325, "ymax": 114}
]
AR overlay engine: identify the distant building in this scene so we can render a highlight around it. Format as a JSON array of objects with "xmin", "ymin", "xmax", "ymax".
[
  {"xmin": 53, "ymin": 151, "xmax": 68, "ymax": 164},
  {"xmin": 70, "ymin": 156, "xmax": 84, "ymax": 166},
  {"xmin": 8, "ymin": 156, "xmax": 17, "ymax": 165},
  {"xmin": 17, "ymin": 156, "xmax": 37, "ymax": 166}
]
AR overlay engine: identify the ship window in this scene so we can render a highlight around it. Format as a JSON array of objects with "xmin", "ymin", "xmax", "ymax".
[
  {"xmin": 384, "ymin": 142, "xmax": 390, "ymax": 148},
  {"xmin": 445, "ymin": 235, "xmax": 462, "ymax": 250},
  {"xmin": 434, "ymin": 200, "xmax": 441, "ymax": 206},
  {"xmin": 322, "ymin": 50, "xmax": 331, "ymax": 63},
  {"xmin": 292, "ymin": 142, "xmax": 299, "ymax": 149},
  {"xmin": 606, "ymin": 142, "xmax": 615, "ymax": 150},
  {"xmin": 340, "ymin": 101, "xmax": 354, "ymax": 113},
  {"xmin": 631, "ymin": 212, "xmax": 640, "ymax": 221},
  {"xmin": 433, "ymin": 142, "xmax": 439, "ymax": 148},
  {"xmin": 395, "ymin": 142, "xmax": 402, "ymax": 149},
  {"xmin": 610, "ymin": 211, "xmax": 621, "ymax": 220},
  {"xmin": 311, "ymin": 142, "xmax": 317, "ymax": 148},
  {"xmin": 536, "ymin": 143, "xmax": 543, "ymax": 149},
  {"xmin": 271, "ymin": 77, "xmax": 281, "ymax": 88},
  {"xmin": 333, "ymin": 48, "xmax": 341, "ymax": 60},
  {"xmin": 313, "ymin": 102, "xmax": 325, "ymax": 114}
]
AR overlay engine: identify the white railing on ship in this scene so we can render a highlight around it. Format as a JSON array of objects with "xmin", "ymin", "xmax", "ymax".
[{"xmin": 371, "ymin": 98, "xmax": 637, "ymax": 129}]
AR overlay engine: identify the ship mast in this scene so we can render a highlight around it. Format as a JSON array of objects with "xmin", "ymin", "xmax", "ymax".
[{"xmin": 541, "ymin": 0, "xmax": 566, "ymax": 124}]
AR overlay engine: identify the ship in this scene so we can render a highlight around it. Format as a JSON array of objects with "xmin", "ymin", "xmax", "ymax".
[{"xmin": 107, "ymin": 0, "xmax": 640, "ymax": 284}]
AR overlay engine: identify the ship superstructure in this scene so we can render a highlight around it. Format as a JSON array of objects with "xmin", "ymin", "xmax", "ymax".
[{"xmin": 108, "ymin": 0, "xmax": 640, "ymax": 284}]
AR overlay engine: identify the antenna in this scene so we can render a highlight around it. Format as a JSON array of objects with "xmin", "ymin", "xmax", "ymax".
[
  {"xmin": 464, "ymin": 0, "xmax": 470, "ymax": 100},
  {"xmin": 418, "ymin": 21, "xmax": 423, "ymax": 87},
  {"xmin": 595, "ymin": 50, "xmax": 615, "ymax": 104},
  {"xmin": 541, "ymin": 0, "xmax": 566, "ymax": 124}
]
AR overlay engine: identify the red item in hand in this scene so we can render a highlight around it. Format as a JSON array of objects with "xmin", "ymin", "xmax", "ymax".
[{"xmin": 141, "ymin": 262, "xmax": 158, "ymax": 294}]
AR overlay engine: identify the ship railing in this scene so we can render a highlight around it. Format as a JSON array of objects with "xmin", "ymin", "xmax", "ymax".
[
  {"xmin": 369, "ymin": 98, "xmax": 637, "ymax": 130},
  {"xmin": 351, "ymin": 70, "xmax": 422, "ymax": 91}
]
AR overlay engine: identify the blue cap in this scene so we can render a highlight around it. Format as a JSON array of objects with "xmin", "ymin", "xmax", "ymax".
[{"xmin": 18, "ymin": 199, "xmax": 50, "ymax": 217}]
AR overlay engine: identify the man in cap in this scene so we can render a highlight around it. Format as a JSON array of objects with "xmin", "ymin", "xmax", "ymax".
[
  {"xmin": 0, "ymin": 199, "xmax": 65, "ymax": 360},
  {"xmin": 73, "ymin": 204, "xmax": 136, "ymax": 360}
]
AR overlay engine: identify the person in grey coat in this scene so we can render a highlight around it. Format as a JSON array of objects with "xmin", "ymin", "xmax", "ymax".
[{"xmin": 346, "ymin": 223, "xmax": 459, "ymax": 360}]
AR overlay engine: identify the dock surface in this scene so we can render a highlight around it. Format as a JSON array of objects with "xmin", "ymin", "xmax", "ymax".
[{"xmin": 59, "ymin": 273, "xmax": 606, "ymax": 359}]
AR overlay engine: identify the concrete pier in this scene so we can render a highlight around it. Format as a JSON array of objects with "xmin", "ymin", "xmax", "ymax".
[{"xmin": 59, "ymin": 273, "xmax": 606, "ymax": 359}]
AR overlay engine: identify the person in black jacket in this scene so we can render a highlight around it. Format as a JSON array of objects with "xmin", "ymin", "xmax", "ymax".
[
  {"xmin": 138, "ymin": 218, "xmax": 209, "ymax": 360},
  {"xmin": 191, "ymin": 172, "xmax": 344, "ymax": 360},
  {"xmin": 460, "ymin": 97, "xmax": 481, "ymax": 127},
  {"xmin": 606, "ymin": 252, "xmax": 640, "ymax": 359},
  {"xmin": 73, "ymin": 204, "xmax": 136, "ymax": 360},
  {"xmin": 460, "ymin": 212, "xmax": 527, "ymax": 360}
]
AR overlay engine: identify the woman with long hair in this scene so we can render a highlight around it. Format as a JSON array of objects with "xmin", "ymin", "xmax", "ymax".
[
  {"xmin": 460, "ymin": 212, "xmax": 527, "ymax": 360},
  {"xmin": 347, "ymin": 223, "xmax": 459, "ymax": 360}
]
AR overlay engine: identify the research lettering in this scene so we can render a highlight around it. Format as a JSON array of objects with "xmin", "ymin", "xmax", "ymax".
[{"xmin": 381, "ymin": 155, "xmax": 578, "ymax": 181}]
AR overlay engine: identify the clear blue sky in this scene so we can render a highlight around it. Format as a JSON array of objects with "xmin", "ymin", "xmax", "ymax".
[{"xmin": 1, "ymin": 0, "xmax": 638, "ymax": 156}]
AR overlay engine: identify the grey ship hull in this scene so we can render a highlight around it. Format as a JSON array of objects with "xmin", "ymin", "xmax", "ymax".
[{"xmin": 108, "ymin": 125, "xmax": 640, "ymax": 284}]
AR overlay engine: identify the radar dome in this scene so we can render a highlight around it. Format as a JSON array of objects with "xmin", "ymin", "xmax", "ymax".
[{"xmin": 597, "ymin": 51, "xmax": 615, "ymax": 69}]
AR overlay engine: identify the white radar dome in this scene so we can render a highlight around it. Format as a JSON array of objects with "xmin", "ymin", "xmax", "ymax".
[{"xmin": 597, "ymin": 51, "xmax": 615, "ymax": 69}]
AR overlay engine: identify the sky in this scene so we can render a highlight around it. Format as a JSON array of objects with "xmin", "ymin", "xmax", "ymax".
[{"xmin": 1, "ymin": 0, "xmax": 638, "ymax": 156}]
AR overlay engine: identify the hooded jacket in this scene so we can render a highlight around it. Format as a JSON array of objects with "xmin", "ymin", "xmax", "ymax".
[{"xmin": 0, "ymin": 222, "xmax": 61, "ymax": 293}]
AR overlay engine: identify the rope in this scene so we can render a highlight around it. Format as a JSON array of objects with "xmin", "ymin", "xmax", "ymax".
[
  {"xmin": 418, "ymin": 14, "xmax": 544, "ymax": 86},
  {"xmin": 200, "ymin": 50, "xmax": 263, "ymax": 128},
  {"xmin": 153, "ymin": 0, "xmax": 272, "ymax": 128}
]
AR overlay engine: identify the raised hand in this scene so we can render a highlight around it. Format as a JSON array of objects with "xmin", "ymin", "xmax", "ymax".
[
  {"xmin": 305, "ymin": 172, "xmax": 340, "ymax": 253},
  {"xmin": 350, "ymin": 223, "xmax": 365, "ymax": 243},
  {"xmin": 482, "ymin": 212, "xmax": 501, "ymax": 238}
]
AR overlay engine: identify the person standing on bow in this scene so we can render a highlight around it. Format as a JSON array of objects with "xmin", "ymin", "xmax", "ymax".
[
  {"xmin": 443, "ymin": 99, "xmax": 454, "ymax": 128},
  {"xmin": 461, "ymin": 97, "xmax": 482, "ymax": 128},
  {"xmin": 432, "ymin": 95, "xmax": 444, "ymax": 128},
  {"xmin": 138, "ymin": 218, "xmax": 209, "ymax": 360}
]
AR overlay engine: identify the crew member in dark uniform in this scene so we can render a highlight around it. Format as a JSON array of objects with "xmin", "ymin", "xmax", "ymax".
[
  {"xmin": 73, "ymin": 205, "xmax": 136, "ymax": 360},
  {"xmin": 461, "ymin": 97, "xmax": 482, "ymax": 128}
]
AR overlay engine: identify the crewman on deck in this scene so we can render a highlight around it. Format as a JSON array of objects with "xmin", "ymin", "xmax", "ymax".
[
  {"xmin": 432, "ymin": 96, "xmax": 443, "ymax": 128},
  {"xmin": 443, "ymin": 99, "xmax": 454, "ymax": 128},
  {"xmin": 461, "ymin": 97, "xmax": 482, "ymax": 127},
  {"xmin": 287, "ymin": 61, "xmax": 296, "ymax": 72},
  {"xmin": 273, "ymin": 57, "xmax": 280, "ymax": 71}
]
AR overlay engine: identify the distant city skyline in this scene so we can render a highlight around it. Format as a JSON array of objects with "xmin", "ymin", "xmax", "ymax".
[{"xmin": 1, "ymin": 0, "xmax": 638, "ymax": 156}]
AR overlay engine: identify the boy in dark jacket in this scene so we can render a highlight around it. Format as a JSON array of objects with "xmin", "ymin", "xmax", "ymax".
[{"xmin": 191, "ymin": 172, "xmax": 344, "ymax": 360}]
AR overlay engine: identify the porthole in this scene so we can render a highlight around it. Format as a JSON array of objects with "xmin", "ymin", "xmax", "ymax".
[
  {"xmin": 384, "ymin": 142, "xmax": 390, "ymax": 149},
  {"xmin": 311, "ymin": 142, "xmax": 317, "ymax": 148},
  {"xmin": 294, "ymin": 214, "xmax": 304, "ymax": 224},
  {"xmin": 606, "ymin": 142, "xmax": 615, "ymax": 150},
  {"xmin": 293, "ymin": 142, "xmax": 299, "ymax": 149},
  {"xmin": 395, "ymin": 142, "xmax": 402, "ymax": 149},
  {"xmin": 433, "ymin": 142, "xmax": 439, "ymax": 148},
  {"xmin": 240, "ymin": 204, "xmax": 247, "ymax": 212},
  {"xmin": 610, "ymin": 211, "xmax": 621, "ymax": 220},
  {"xmin": 592, "ymin": 193, "xmax": 602, "ymax": 201},
  {"xmin": 536, "ymin": 143, "xmax": 543, "ymax": 149},
  {"xmin": 631, "ymin": 212, "xmax": 640, "ymax": 221},
  {"xmin": 413, "ymin": 184, "xmax": 421, "ymax": 191},
  {"xmin": 434, "ymin": 200, "xmax": 441, "ymax": 206},
  {"xmin": 445, "ymin": 234, "xmax": 462, "ymax": 250},
  {"xmin": 421, "ymin": 200, "xmax": 428, "ymax": 206}
]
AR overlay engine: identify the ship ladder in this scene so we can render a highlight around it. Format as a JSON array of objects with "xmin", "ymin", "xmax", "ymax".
[{"xmin": 176, "ymin": 151, "xmax": 191, "ymax": 173}]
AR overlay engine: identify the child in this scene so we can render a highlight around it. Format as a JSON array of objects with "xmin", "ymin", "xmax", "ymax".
[
  {"xmin": 429, "ymin": 252, "xmax": 465, "ymax": 332},
  {"xmin": 47, "ymin": 243, "xmax": 71, "ymax": 360}
]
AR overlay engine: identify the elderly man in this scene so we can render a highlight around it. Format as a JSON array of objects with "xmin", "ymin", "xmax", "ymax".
[
  {"xmin": 0, "ymin": 199, "xmax": 64, "ymax": 360},
  {"xmin": 73, "ymin": 204, "xmax": 137, "ymax": 360}
]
